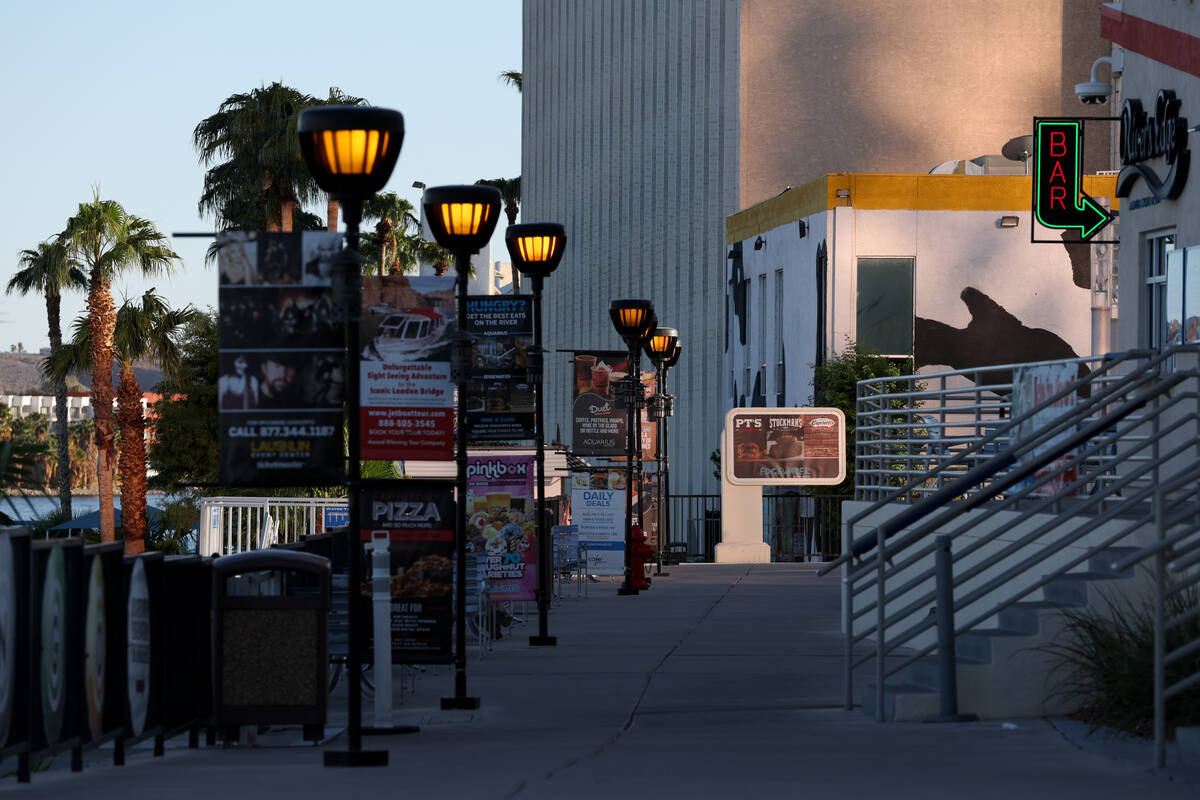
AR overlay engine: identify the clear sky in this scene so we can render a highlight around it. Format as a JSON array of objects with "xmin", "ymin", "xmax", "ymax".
[{"xmin": 0, "ymin": 0, "xmax": 522, "ymax": 354}]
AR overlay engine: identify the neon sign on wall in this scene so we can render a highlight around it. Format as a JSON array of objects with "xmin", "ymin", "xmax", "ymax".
[{"xmin": 1033, "ymin": 119, "xmax": 1113, "ymax": 241}]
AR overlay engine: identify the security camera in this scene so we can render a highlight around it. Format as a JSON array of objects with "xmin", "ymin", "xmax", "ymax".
[{"xmin": 1075, "ymin": 80, "xmax": 1112, "ymax": 105}]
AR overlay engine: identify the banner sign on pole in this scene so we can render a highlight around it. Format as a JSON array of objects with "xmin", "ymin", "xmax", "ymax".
[
  {"xmin": 359, "ymin": 275, "xmax": 457, "ymax": 460},
  {"xmin": 217, "ymin": 232, "xmax": 345, "ymax": 485},
  {"xmin": 466, "ymin": 455, "xmax": 537, "ymax": 601},
  {"xmin": 570, "ymin": 470, "xmax": 626, "ymax": 575},
  {"xmin": 464, "ymin": 296, "xmax": 535, "ymax": 441},
  {"xmin": 360, "ymin": 484, "xmax": 455, "ymax": 663},
  {"xmin": 723, "ymin": 408, "xmax": 847, "ymax": 486},
  {"xmin": 1012, "ymin": 363, "xmax": 1079, "ymax": 496},
  {"xmin": 571, "ymin": 351, "xmax": 656, "ymax": 458}
]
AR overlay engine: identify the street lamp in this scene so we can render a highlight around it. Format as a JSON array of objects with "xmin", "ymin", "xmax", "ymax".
[
  {"xmin": 644, "ymin": 328, "xmax": 679, "ymax": 576},
  {"xmin": 506, "ymin": 222, "xmax": 566, "ymax": 647},
  {"xmin": 609, "ymin": 299, "xmax": 657, "ymax": 596},
  {"xmin": 423, "ymin": 184, "xmax": 502, "ymax": 709},
  {"xmin": 298, "ymin": 105, "xmax": 405, "ymax": 768}
]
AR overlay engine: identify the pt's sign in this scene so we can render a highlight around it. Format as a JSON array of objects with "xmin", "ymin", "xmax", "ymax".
[{"xmin": 1033, "ymin": 119, "xmax": 1112, "ymax": 241}]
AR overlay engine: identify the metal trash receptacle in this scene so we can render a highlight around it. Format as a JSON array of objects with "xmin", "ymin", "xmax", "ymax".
[{"xmin": 211, "ymin": 550, "xmax": 329, "ymax": 742}]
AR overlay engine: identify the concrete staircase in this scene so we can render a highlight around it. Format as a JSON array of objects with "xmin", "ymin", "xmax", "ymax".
[{"xmin": 863, "ymin": 547, "xmax": 1140, "ymax": 721}]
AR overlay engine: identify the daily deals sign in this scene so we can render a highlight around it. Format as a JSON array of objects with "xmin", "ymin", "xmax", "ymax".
[{"xmin": 1032, "ymin": 118, "xmax": 1113, "ymax": 242}]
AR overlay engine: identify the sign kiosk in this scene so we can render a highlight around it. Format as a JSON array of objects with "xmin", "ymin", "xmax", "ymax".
[{"xmin": 717, "ymin": 408, "xmax": 846, "ymax": 563}]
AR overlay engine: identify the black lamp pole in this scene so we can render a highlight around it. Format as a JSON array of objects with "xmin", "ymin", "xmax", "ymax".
[
  {"xmin": 610, "ymin": 299, "xmax": 655, "ymax": 596},
  {"xmin": 528, "ymin": 275, "xmax": 554, "ymax": 644},
  {"xmin": 298, "ymin": 104, "xmax": 405, "ymax": 769},
  {"xmin": 643, "ymin": 329, "xmax": 677, "ymax": 576},
  {"xmin": 505, "ymin": 222, "xmax": 565, "ymax": 646},
  {"xmin": 421, "ymin": 185, "xmax": 501, "ymax": 710}
]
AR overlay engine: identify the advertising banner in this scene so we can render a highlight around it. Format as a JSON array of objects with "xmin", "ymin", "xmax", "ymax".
[
  {"xmin": 1012, "ymin": 363, "xmax": 1079, "ymax": 496},
  {"xmin": 217, "ymin": 231, "xmax": 345, "ymax": 485},
  {"xmin": 571, "ymin": 469, "xmax": 627, "ymax": 575},
  {"xmin": 571, "ymin": 351, "xmax": 656, "ymax": 459},
  {"xmin": 466, "ymin": 455, "xmax": 537, "ymax": 601},
  {"xmin": 360, "ymin": 274, "xmax": 457, "ymax": 460},
  {"xmin": 724, "ymin": 408, "xmax": 847, "ymax": 486},
  {"xmin": 638, "ymin": 471, "xmax": 661, "ymax": 551},
  {"xmin": 360, "ymin": 484, "xmax": 456, "ymax": 662},
  {"xmin": 465, "ymin": 295, "xmax": 535, "ymax": 441}
]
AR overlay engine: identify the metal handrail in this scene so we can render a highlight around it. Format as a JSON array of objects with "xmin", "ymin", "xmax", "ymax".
[{"xmin": 829, "ymin": 343, "xmax": 1200, "ymax": 746}]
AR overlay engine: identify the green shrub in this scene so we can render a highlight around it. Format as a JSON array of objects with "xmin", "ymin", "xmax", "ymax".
[{"xmin": 1041, "ymin": 581, "xmax": 1200, "ymax": 737}]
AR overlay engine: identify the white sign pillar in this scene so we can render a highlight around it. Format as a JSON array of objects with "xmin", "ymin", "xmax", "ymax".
[{"xmin": 716, "ymin": 407, "xmax": 846, "ymax": 564}]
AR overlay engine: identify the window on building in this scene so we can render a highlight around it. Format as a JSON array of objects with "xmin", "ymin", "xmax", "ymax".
[
  {"xmin": 758, "ymin": 273, "xmax": 767, "ymax": 391},
  {"xmin": 856, "ymin": 258, "xmax": 914, "ymax": 355},
  {"xmin": 1144, "ymin": 230, "xmax": 1175, "ymax": 349},
  {"xmin": 774, "ymin": 269, "xmax": 784, "ymax": 391}
]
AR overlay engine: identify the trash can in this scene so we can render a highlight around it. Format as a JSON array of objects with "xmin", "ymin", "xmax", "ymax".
[{"xmin": 211, "ymin": 550, "xmax": 329, "ymax": 742}]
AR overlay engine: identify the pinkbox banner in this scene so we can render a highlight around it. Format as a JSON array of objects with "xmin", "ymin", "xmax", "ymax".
[{"xmin": 466, "ymin": 455, "xmax": 537, "ymax": 601}]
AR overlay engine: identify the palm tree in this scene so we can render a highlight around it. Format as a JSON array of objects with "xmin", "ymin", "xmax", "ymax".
[
  {"xmin": 7, "ymin": 239, "xmax": 87, "ymax": 519},
  {"xmin": 498, "ymin": 70, "xmax": 523, "ymax": 92},
  {"xmin": 48, "ymin": 293, "xmax": 197, "ymax": 553},
  {"xmin": 475, "ymin": 177, "xmax": 521, "ymax": 291},
  {"xmin": 361, "ymin": 192, "xmax": 448, "ymax": 276},
  {"xmin": 193, "ymin": 83, "xmax": 366, "ymax": 233},
  {"xmin": 63, "ymin": 194, "xmax": 180, "ymax": 543}
]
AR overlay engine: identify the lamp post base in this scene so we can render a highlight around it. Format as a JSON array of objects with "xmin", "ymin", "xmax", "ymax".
[
  {"xmin": 324, "ymin": 750, "xmax": 389, "ymax": 767},
  {"xmin": 440, "ymin": 696, "xmax": 481, "ymax": 710},
  {"xmin": 529, "ymin": 635, "xmax": 558, "ymax": 646},
  {"xmin": 617, "ymin": 586, "xmax": 640, "ymax": 596}
]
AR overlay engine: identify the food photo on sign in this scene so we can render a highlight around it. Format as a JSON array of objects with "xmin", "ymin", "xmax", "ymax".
[
  {"xmin": 360, "ymin": 487, "xmax": 456, "ymax": 662},
  {"xmin": 466, "ymin": 456, "xmax": 537, "ymax": 601},
  {"xmin": 729, "ymin": 410, "xmax": 844, "ymax": 483}
]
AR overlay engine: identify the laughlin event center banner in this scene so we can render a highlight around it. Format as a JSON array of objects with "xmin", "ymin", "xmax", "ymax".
[
  {"xmin": 361, "ymin": 484, "xmax": 455, "ymax": 662},
  {"xmin": 466, "ymin": 455, "xmax": 537, "ymax": 601},
  {"xmin": 359, "ymin": 275, "xmax": 456, "ymax": 460},
  {"xmin": 217, "ymin": 231, "xmax": 345, "ymax": 485}
]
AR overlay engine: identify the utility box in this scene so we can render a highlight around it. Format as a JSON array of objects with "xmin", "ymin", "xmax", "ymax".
[{"xmin": 211, "ymin": 550, "xmax": 330, "ymax": 741}]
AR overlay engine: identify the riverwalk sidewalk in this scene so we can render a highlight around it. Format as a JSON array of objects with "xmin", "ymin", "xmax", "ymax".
[{"xmin": 6, "ymin": 563, "xmax": 1198, "ymax": 798}]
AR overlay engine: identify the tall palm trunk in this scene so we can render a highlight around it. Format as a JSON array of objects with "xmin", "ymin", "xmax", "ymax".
[
  {"xmin": 46, "ymin": 290, "xmax": 72, "ymax": 520},
  {"xmin": 88, "ymin": 272, "xmax": 117, "ymax": 542},
  {"xmin": 116, "ymin": 365, "xmax": 147, "ymax": 554}
]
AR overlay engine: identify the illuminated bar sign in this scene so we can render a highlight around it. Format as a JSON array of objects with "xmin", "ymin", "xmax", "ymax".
[{"xmin": 1033, "ymin": 119, "xmax": 1112, "ymax": 241}]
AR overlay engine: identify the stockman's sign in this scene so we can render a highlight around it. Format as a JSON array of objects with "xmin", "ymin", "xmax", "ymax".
[{"xmin": 723, "ymin": 407, "xmax": 846, "ymax": 487}]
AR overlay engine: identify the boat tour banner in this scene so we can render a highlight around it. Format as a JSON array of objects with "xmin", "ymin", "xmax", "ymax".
[
  {"xmin": 570, "ymin": 469, "xmax": 626, "ymax": 575},
  {"xmin": 723, "ymin": 408, "xmax": 846, "ymax": 486},
  {"xmin": 360, "ymin": 483, "xmax": 455, "ymax": 663},
  {"xmin": 360, "ymin": 275, "xmax": 457, "ymax": 460},
  {"xmin": 217, "ymin": 232, "xmax": 345, "ymax": 485},
  {"xmin": 465, "ymin": 296, "xmax": 535, "ymax": 441},
  {"xmin": 466, "ymin": 455, "xmax": 537, "ymax": 601},
  {"xmin": 571, "ymin": 351, "xmax": 657, "ymax": 459}
]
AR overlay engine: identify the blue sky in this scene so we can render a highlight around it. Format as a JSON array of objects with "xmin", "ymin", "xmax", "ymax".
[{"xmin": 0, "ymin": 0, "xmax": 521, "ymax": 353}]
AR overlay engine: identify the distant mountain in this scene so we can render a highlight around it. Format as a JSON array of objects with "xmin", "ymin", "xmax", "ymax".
[{"xmin": 0, "ymin": 353, "xmax": 163, "ymax": 395}]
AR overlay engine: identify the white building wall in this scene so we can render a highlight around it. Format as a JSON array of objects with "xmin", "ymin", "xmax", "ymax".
[{"xmin": 523, "ymin": 0, "xmax": 740, "ymax": 493}]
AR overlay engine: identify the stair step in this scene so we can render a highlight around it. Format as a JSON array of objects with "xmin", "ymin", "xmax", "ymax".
[
  {"xmin": 997, "ymin": 601, "xmax": 1065, "ymax": 634},
  {"xmin": 1088, "ymin": 546, "xmax": 1139, "ymax": 577},
  {"xmin": 1043, "ymin": 571, "xmax": 1127, "ymax": 605},
  {"xmin": 954, "ymin": 629, "xmax": 1027, "ymax": 664},
  {"xmin": 863, "ymin": 682, "xmax": 937, "ymax": 721}
]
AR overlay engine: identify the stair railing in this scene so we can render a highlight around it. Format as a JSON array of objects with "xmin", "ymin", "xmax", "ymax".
[{"xmin": 818, "ymin": 345, "xmax": 1200, "ymax": 725}]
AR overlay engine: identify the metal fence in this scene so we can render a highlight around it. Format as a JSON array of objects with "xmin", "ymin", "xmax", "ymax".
[
  {"xmin": 199, "ymin": 497, "xmax": 346, "ymax": 556},
  {"xmin": 763, "ymin": 491, "xmax": 848, "ymax": 561},
  {"xmin": 664, "ymin": 494, "xmax": 721, "ymax": 562}
]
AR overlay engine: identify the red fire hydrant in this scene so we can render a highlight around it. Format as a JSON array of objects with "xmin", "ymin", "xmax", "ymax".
[{"xmin": 628, "ymin": 525, "xmax": 654, "ymax": 590}]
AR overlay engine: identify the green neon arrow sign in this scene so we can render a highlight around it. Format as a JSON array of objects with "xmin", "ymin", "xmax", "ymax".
[{"xmin": 1034, "ymin": 120, "xmax": 1111, "ymax": 240}]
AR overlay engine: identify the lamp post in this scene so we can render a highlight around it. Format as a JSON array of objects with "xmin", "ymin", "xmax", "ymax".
[
  {"xmin": 609, "ymin": 299, "xmax": 657, "ymax": 596},
  {"xmin": 298, "ymin": 105, "xmax": 405, "ymax": 768},
  {"xmin": 644, "ymin": 328, "xmax": 679, "ymax": 576},
  {"xmin": 422, "ymin": 184, "xmax": 502, "ymax": 709},
  {"xmin": 505, "ymin": 223, "xmax": 566, "ymax": 646}
]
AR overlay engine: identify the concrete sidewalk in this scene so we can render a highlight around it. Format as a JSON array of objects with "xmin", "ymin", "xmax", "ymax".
[{"xmin": 6, "ymin": 564, "xmax": 1198, "ymax": 798}]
